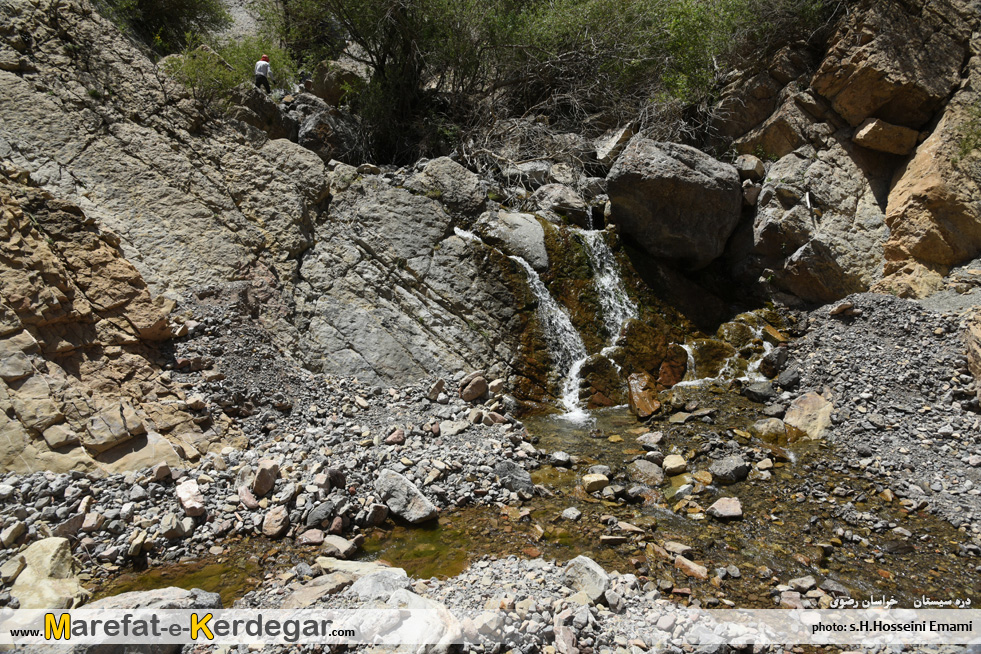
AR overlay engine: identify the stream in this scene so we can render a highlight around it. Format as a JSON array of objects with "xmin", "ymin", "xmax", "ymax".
[
  {"xmin": 362, "ymin": 394, "xmax": 980, "ymax": 608},
  {"xmin": 94, "ymin": 226, "xmax": 980, "ymax": 611}
]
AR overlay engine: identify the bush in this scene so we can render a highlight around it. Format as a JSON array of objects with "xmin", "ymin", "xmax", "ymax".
[
  {"xmin": 97, "ymin": 0, "xmax": 231, "ymax": 54},
  {"xmin": 161, "ymin": 42, "xmax": 238, "ymax": 107},
  {"xmin": 263, "ymin": 0, "xmax": 845, "ymax": 162},
  {"xmin": 162, "ymin": 35, "xmax": 297, "ymax": 109},
  {"xmin": 218, "ymin": 35, "xmax": 298, "ymax": 91}
]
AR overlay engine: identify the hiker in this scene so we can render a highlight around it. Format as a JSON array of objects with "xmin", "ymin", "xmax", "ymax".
[{"xmin": 254, "ymin": 54, "xmax": 271, "ymax": 94}]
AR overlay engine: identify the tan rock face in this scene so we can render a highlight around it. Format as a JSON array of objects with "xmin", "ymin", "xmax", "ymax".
[
  {"xmin": 871, "ymin": 26, "xmax": 981, "ymax": 299},
  {"xmin": 0, "ymin": 173, "xmax": 221, "ymax": 473},
  {"xmin": 720, "ymin": 3, "xmax": 980, "ymax": 301},
  {"xmin": 852, "ymin": 119, "xmax": 919, "ymax": 155},
  {"xmin": 881, "ymin": 104, "xmax": 981, "ymax": 281},
  {"xmin": 811, "ymin": 0, "xmax": 972, "ymax": 129},
  {"xmin": 10, "ymin": 537, "xmax": 85, "ymax": 609}
]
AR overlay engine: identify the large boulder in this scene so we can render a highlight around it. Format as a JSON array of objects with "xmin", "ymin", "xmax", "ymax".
[
  {"xmin": 310, "ymin": 58, "xmax": 369, "ymax": 106},
  {"xmin": 295, "ymin": 104, "xmax": 360, "ymax": 163},
  {"xmin": 10, "ymin": 538, "xmax": 85, "ymax": 609},
  {"xmin": 608, "ymin": 139, "xmax": 741, "ymax": 269},
  {"xmin": 477, "ymin": 211, "xmax": 549, "ymax": 271},
  {"xmin": 405, "ymin": 157, "xmax": 486, "ymax": 215},
  {"xmin": 810, "ymin": 0, "xmax": 973, "ymax": 129},
  {"xmin": 375, "ymin": 470, "xmax": 438, "ymax": 523},
  {"xmin": 563, "ymin": 555, "xmax": 610, "ymax": 604},
  {"xmin": 226, "ymin": 85, "xmax": 298, "ymax": 141}
]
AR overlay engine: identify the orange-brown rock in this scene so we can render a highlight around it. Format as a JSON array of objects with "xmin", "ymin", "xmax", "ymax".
[
  {"xmin": 852, "ymin": 118, "xmax": 920, "ymax": 155},
  {"xmin": 810, "ymin": 0, "xmax": 972, "ymax": 129},
  {"xmin": 627, "ymin": 372, "xmax": 660, "ymax": 420},
  {"xmin": 881, "ymin": 96, "xmax": 981, "ymax": 282},
  {"xmin": 0, "ymin": 171, "xmax": 233, "ymax": 473},
  {"xmin": 657, "ymin": 344, "xmax": 688, "ymax": 388}
]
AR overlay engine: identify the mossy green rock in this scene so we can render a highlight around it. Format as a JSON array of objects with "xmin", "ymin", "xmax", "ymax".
[
  {"xmin": 689, "ymin": 339, "xmax": 736, "ymax": 379},
  {"xmin": 611, "ymin": 318, "xmax": 668, "ymax": 377},
  {"xmin": 716, "ymin": 322, "xmax": 756, "ymax": 349}
]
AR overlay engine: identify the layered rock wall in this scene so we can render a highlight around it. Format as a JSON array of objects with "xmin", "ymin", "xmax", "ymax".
[
  {"xmin": 0, "ymin": 0, "xmax": 542, "ymax": 398},
  {"xmin": 0, "ymin": 172, "xmax": 230, "ymax": 474},
  {"xmin": 718, "ymin": 0, "xmax": 981, "ymax": 302}
]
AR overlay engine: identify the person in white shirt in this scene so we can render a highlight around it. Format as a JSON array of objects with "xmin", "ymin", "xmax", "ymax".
[{"xmin": 254, "ymin": 55, "xmax": 271, "ymax": 94}]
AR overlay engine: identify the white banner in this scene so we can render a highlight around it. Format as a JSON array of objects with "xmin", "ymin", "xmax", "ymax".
[{"xmin": 1, "ymin": 608, "xmax": 979, "ymax": 647}]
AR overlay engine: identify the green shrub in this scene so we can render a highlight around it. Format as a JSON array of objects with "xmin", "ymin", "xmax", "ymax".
[
  {"xmin": 97, "ymin": 0, "xmax": 231, "ymax": 54},
  {"xmin": 161, "ymin": 41, "xmax": 238, "ymax": 107},
  {"xmin": 261, "ymin": 0, "xmax": 844, "ymax": 162},
  {"xmin": 218, "ymin": 35, "xmax": 298, "ymax": 91},
  {"xmin": 162, "ymin": 35, "xmax": 296, "ymax": 109}
]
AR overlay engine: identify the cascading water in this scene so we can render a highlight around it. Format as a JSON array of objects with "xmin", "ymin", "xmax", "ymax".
[
  {"xmin": 555, "ymin": 230, "xmax": 640, "ymax": 421},
  {"xmin": 578, "ymin": 229, "xmax": 638, "ymax": 342},
  {"xmin": 676, "ymin": 324, "xmax": 775, "ymax": 387},
  {"xmin": 508, "ymin": 256, "xmax": 590, "ymax": 420},
  {"xmin": 455, "ymin": 227, "xmax": 589, "ymax": 417},
  {"xmin": 455, "ymin": 226, "xmax": 639, "ymax": 421}
]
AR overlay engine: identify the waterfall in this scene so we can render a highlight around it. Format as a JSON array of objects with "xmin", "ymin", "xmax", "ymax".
[
  {"xmin": 455, "ymin": 227, "xmax": 590, "ymax": 416},
  {"xmin": 579, "ymin": 229, "xmax": 638, "ymax": 341},
  {"xmin": 676, "ymin": 324, "xmax": 774, "ymax": 386},
  {"xmin": 456, "ymin": 226, "xmax": 638, "ymax": 422},
  {"xmin": 508, "ymin": 256, "xmax": 590, "ymax": 419},
  {"xmin": 553, "ymin": 229, "xmax": 639, "ymax": 421}
]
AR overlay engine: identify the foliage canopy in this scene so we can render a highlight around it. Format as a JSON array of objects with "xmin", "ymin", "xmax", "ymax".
[
  {"xmin": 97, "ymin": 0, "xmax": 231, "ymax": 54},
  {"xmin": 265, "ymin": 0, "xmax": 842, "ymax": 162}
]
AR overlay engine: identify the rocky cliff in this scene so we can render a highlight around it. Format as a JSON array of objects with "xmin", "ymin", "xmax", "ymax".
[
  {"xmin": 716, "ymin": 0, "xmax": 981, "ymax": 302},
  {"xmin": 3, "ymin": 0, "xmax": 981, "ymax": 479},
  {"xmin": 0, "ymin": 170, "xmax": 234, "ymax": 474},
  {"xmin": 0, "ymin": 0, "xmax": 546, "ymax": 396}
]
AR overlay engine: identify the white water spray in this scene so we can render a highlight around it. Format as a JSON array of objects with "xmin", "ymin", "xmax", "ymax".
[
  {"xmin": 456, "ymin": 226, "xmax": 640, "ymax": 421},
  {"xmin": 555, "ymin": 230, "xmax": 640, "ymax": 421},
  {"xmin": 579, "ymin": 229, "xmax": 638, "ymax": 342}
]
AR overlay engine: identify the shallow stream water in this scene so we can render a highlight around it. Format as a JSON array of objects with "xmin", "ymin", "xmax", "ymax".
[
  {"xmin": 94, "ymin": 387, "xmax": 980, "ymax": 610},
  {"xmin": 363, "ymin": 395, "xmax": 980, "ymax": 608}
]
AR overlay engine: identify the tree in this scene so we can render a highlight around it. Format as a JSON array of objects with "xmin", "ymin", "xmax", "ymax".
[
  {"xmin": 261, "ymin": 0, "xmax": 846, "ymax": 162},
  {"xmin": 98, "ymin": 0, "xmax": 231, "ymax": 54}
]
